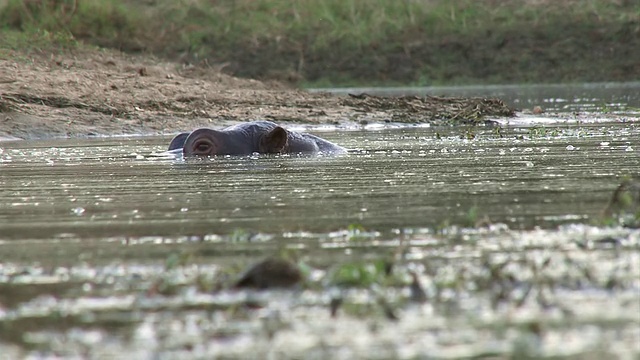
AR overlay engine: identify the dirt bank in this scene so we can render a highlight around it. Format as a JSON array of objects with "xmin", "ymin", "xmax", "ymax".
[{"xmin": 0, "ymin": 48, "xmax": 514, "ymax": 140}]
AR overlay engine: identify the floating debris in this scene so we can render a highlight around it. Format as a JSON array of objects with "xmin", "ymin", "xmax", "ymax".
[
  {"xmin": 602, "ymin": 178, "xmax": 640, "ymax": 228},
  {"xmin": 341, "ymin": 93, "xmax": 515, "ymax": 124},
  {"xmin": 408, "ymin": 272, "xmax": 428, "ymax": 303},
  {"xmin": 329, "ymin": 296, "xmax": 343, "ymax": 318},
  {"xmin": 234, "ymin": 258, "xmax": 302, "ymax": 289}
]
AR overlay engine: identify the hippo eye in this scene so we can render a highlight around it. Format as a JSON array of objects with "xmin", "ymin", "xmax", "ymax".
[{"xmin": 193, "ymin": 141, "xmax": 212, "ymax": 154}]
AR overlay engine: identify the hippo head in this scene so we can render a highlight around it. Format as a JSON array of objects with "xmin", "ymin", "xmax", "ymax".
[
  {"xmin": 182, "ymin": 128, "xmax": 225, "ymax": 156},
  {"xmin": 181, "ymin": 126, "xmax": 289, "ymax": 157}
]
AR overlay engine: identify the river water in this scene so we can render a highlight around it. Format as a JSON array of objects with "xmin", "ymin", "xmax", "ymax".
[
  {"xmin": 1, "ymin": 124, "xmax": 638, "ymax": 239},
  {"xmin": 311, "ymin": 81, "xmax": 640, "ymax": 114},
  {"xmin": 0, "ymin": 88, "xmax": 639, "ymax": 358}
]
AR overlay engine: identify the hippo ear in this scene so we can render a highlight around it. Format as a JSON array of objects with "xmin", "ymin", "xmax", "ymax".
[
  {"xmin": 260, "ymin": 126, "xmax": 288, "ymax": 153},
  {"xmin": 183, "ymin": 128, "xmax": 220, "ymax": 156},
  {"xmin": 168, "ymin": 132, "xmax": 190, "ymax": 150}
]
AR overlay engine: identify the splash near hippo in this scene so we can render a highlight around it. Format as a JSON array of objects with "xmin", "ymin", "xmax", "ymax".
[{"xmin": 168, "ymin": 121, "xmax": 346, "ymax": 157}]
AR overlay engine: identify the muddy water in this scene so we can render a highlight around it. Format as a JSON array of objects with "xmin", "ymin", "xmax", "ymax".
[
  {"xmin": 313, "ymin": 81, "xmax": 640, "ymax": 114},
  {"xmin": 0, "ymin": 122, "xmax": 639, "ymax": 358}
]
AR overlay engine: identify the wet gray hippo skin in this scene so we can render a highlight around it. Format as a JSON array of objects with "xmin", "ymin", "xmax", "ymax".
[
  {"xmin": 168, "ymin": 121, "xmax": 346, "ymax": 157},
  {"xmin": 167, "ymin": 132, "xmax": 190, "ymax": 151}
]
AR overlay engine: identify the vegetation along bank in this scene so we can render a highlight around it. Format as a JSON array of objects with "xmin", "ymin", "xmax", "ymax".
[{"xmin": 1, "ymin": 0, "xmax": 638, "ymax": 87}]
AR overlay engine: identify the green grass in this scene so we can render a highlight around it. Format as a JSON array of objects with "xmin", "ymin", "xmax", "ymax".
[
  {"xmin": 1, "ymin": 0, "xmax": 638, "ymax": 86},
  {"xmin": 0, "ymin": 28, "xmax": 76, "ymax": 56}
]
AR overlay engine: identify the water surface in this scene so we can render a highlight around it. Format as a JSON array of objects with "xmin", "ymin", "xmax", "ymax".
[
  {"xmin": 1, "ymin": 124, "xmax": 638, "ymax": 239},
  {"xmin": 312, "ymin": 82, "xmax": 640, "ymax": 114},
  {"xmin": 0, "ymin": 122, "xmax": 638, "ymax": 358}
]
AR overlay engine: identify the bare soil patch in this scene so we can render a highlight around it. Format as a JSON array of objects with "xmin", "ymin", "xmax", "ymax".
[{"xmin": 0, "ymin": 48, "xmax": 514, "ymax": 140}]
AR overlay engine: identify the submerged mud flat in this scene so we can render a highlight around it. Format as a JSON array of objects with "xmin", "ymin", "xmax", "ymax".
[{"xmin": 0, "ymin": 123, "xmax": 639, "ymax": 358}]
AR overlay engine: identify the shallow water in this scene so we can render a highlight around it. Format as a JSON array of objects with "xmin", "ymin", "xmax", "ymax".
[
  {"xmin": 0, "ymin": 122, "xmax": 639, "ymax": 358},
  {"xmin": 312, "ymin": 81, "xmax": 640, "ymax": 114},
  {"xmin": 1, "ymin": 124, "xmax": 638, "ymax": 238}
]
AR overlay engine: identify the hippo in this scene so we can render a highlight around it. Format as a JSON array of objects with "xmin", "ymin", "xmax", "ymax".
[{"xmin": 168, "ymin": 121, "xmax": 346, "ymax": 157}]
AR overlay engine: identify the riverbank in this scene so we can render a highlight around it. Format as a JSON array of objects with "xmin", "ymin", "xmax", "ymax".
[
  {"xmin": 1, "ymin": 0, "xmax": 638, "ymax": 87},
  {"xmin": 0, "ymin": 47, "xmax": 514, "ymax": 140}
]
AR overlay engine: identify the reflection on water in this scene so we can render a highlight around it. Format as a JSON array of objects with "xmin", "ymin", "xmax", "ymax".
[
  {"xmin": 311, "ymin": 82, "xmax": 640, "ymax": 114},
  {"xmin": 0, "ymin": 123, "xmax": 639, "ymax": 358}
]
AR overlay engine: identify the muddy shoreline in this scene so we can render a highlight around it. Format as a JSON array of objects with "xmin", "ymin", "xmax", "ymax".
[{"xmin": 0, "ymin": 48, "xmax": 519, "ymax": 141}]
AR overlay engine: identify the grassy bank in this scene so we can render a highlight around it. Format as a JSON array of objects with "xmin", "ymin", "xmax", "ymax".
[{"xmin": 1, "ymin": 0, "xmax": 638, "ymax": 86}]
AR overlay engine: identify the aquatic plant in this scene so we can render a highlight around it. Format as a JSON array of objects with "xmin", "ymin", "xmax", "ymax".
[
  {"xmin": 329, "ymin": 259, "xmax": 393, "ymax": 287},
  {"xmin": 345, "ymin": 223, "xmax": 372, "ymax": 241},
  {"xmin": 527, "ymin": 126, "xmax": 560, "ymax": 138},
  {"xmin": 600, "ymin": 177, "xmax": 640, "ymax": 228}
]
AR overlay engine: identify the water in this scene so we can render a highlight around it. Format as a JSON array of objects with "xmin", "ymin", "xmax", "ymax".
[
  {"xmin": 311, "ymin": 82, "xmax": 640, "ymax": 114},
  {"xmin": 1, "ymin": 122, "xmax": 639, "ymax": 358},
  {"xmin": 1, "ymin": 124, "xmax": 638, "ymax": 239}
]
